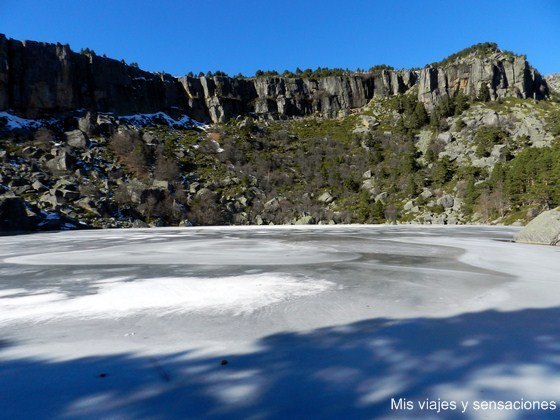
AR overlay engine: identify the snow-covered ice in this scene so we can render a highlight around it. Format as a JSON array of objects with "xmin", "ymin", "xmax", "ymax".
[
  {"xmin": 0, "ymin": 274, "xmax": 335, "ymax": 322},
  {"xmin": 1, "ymin": 225, "xmax": 560, "ymax": 419}
]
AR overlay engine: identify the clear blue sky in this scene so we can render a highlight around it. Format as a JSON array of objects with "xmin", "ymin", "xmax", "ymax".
[{"xmin": 1, "ymin": 0, "xmax": 559, "ymax": 76}]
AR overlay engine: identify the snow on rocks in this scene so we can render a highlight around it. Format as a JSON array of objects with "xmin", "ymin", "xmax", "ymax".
[
  {"xmin": 0, "ymin": 110, "xmax": 208, "ymax": 133},
  {"xmin": 119, "ymin": 112, "xmax": 208, "ymax": 129},
  {"xmin": 0, "ymin": 111, "xmax": 42, "ymax": 131}
]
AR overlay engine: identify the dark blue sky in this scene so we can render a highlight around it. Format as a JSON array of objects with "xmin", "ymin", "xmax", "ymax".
[{"xmin": 2, "ymin": 0, "xmax": 559, "ymax": 76}]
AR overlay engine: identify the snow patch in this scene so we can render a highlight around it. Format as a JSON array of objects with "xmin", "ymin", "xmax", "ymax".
[
  {"xmin": 119, "ymin": 112, "xmax": 208, "ymax": 129},
  {"xmin": 0, "ymin": 274, "xmax": 335, "ymax": 323},
  {"xmin": 45, "ymin": 212, "xmax": 61, "ymax": 221},
  {"xmin": 0, "ymin": 112, "xmax": 42, "ymax": 130},
  {"xmin": 0, "ymin": 110, "xmax": 208, "ymax": 132},
  {"xmin": 210, "ymin": 139, "xmax": 224, "ymax": 152}
]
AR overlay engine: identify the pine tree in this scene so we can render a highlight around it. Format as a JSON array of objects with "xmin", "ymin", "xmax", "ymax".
[
  {"xmin": 454, "ymin": 90, "xmax": 469, "ymax": 114},
  {"xmin": 371, "ymin": 200, "xmax": 385, "ymax": 223},
  {"xmin": 409, "ymin": 102, "xmax": 429, "ymax": 128},
  {"xmin": 395, "ymin": 116, "xmax": 407, "ymax": 134},
  {"xmin": 432, "ymin": 156, "xmax": 455, "ymax": 186},
  {"xmin": 478, "ymin": 84, "xmax": 491, "ymax": 102}
]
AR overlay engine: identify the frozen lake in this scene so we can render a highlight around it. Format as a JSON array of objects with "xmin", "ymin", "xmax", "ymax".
[{"xmin": 1, "ymin": 225, "xmax": 560, "ymax": 419}]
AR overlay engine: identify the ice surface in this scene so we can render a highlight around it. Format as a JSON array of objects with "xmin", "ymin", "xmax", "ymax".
[
  {"xmin": 0, "ymin": 274, "xmax": 335, "ymax": 322},
  {"xmin": 1, "ymin": 225, "xmax": 560, "ymax": 419},
  {"xmin": 4, "ymin": 237, "xmax": 360, "ymax": 265}
]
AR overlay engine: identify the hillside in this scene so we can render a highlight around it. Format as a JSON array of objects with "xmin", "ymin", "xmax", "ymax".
[{"xmin": 1, "ymin": 38, "xmax": 559, "ymax": 231}]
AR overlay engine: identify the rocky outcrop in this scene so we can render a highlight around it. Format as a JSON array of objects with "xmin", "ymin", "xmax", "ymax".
[
  {"xmin": 180, "ymin": 76, "xmax": 258, "ymax": 122},
  {"xmin": 515, "ymin": 207, "xmax": 560, "ymax": 246},
  {"xmin": 419, "ymin": 53, "xmax": 548, "ymax": 110},
  {"xmin": 545, "ymin": 74, "xmax": 560, "ymax": 93},
  {"xmin": 180, "ymin": 71, "xmax": 417, "ymax": 122},
  {"xmin": 0, "ymin": 193, "xmax": 31, "ymax": 231},
  {"xmin": 0, "ymin": 34, "xmax": 550, "ymax": 123},
  {"xmin": 0, "ymin": 34, "xmax": 187, "ymax": 118}
]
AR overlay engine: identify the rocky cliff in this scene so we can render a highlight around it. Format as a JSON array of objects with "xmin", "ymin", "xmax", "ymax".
[
  {"xmin": 545, "ymin": 74, "xmax": 560, "ymax": 93},
  {"xmin": 0, "ymin": 34, "xmax": 550, "ymax": 123},
  {"xmin": 0, "ymin": 34, "xmax": 186, "ymax": 118},
  {"xmin": 179, "ymin": 71, "xmax": 417, "ymax": 122},
  {"xmin": 418, "ymin": 52, "xmax": 549, "ymax": 110}
]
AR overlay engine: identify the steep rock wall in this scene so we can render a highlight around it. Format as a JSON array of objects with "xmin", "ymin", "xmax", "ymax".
[
  {"xmin": 179, "ymin": 70, "xmax": 417, "ymax": 122},
  {"xmin": 0, "ymin": 34, "xmax": 549, "ymax": 123},
  {"xmin": 0, "ymin": 34, "xmax": 187, "ymax": 118},
  {"xmin": 418, "ymin": 54, "xmax": 548, "ymax": 109}
]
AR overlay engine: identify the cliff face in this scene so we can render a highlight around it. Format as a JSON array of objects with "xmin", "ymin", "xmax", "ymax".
[
  {"xmin": 179, "ymin": 70, "xmax": 417, "ymax": 122},
  {"xmin": 545, "ymin": 74, "xmax": 560, "ymax": 93},
  {"xmin": 0, "ymin": 34, "xmax": 187, "ymax": 118},
  {"xmin": 418, "ymin": 53, "xmax": 548, "ymax": 109},
  {"xmin": 0, "ymin": 34, "xmax": 550, "ymax": 122}
]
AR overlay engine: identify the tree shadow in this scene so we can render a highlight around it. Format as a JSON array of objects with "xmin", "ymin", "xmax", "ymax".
[{"xmin": 2, "ymin": 307, "xmax": 560, "ymax": 419}]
